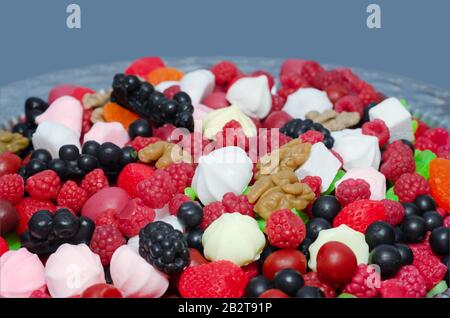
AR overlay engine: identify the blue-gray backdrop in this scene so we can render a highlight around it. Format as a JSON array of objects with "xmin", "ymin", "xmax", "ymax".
[{"xmin": 0, "ymin": 0, "xmax": 448, "ymax": 89}]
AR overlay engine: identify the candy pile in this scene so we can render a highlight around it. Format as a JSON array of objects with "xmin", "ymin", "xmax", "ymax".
[{"xmin": 0, "ymin": 57, "xmax": 449, "ymax": 298}]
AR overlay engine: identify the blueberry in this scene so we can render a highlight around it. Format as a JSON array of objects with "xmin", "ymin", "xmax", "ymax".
[
  {"xmin": 394, "ymin": 243, "xmax": 413, "ymax": 266},
  {"xmin": 31, "ymin": 149, "xmax": 52, "ymax": 164},
  {"xmin": 128, "ymin": 119, "xmax": 152, "ymax": 139},
  {"xmin": 369, "ymin": 244, "xmax": 402, "ymax": 279},
  {"xmin": 273, "ymin": 269, "xmax": 304, "ymax": 296},
  {"xmin": 414, "ymin": 195, "xmax": 436, "ymax": 213},
  {"xmin": 161, "ymin": 100, "xmax": 178, "ymax": 117},
  {"xmin": 66, "ymin": 160, "xmax": 84, "ymax": 179},
  {"xmin": 177, "ymin": 202, "xmax": 203, "ymax": 228},
  {"xmin": 184, "ymin": 228, "xmax": 203, "ymax": 252},
  {"xmin": 52, "ymin": 209, "xmax": 80, "ymax": 239},
  {"xmin": 150, "ymin": 91, "xmax": 166, "ymax": 106},
  {"xmin": 25, "ymin": 97, "xmax": 48, "ymax": 123},
  {"xmin": 365, "ymin": 221, "xmax": 395, "ymax": 250},
  {"xmin": 27, "ymin": 159, "xmax": 47, "ymax": 176},
  {"xmin": 297, "ymin": 237, "xmax": 313, "ymax": 260},
  {"xmin": 18, "ymin": 166, "xmax": 28, "ymax": 179},
  {"xmin": 28, "ymin": 210, "xmax": 53, "ymax": 240},
  {"xmin": 401, "ymin": 216, "xmax": 427, "ymax": 243},
  {"xmin": 125, "ymin": 75, "xmax": 140, "ymax": 90},
  {"xmin": 295, "ymin": 286, "xmax": 324, "ymax": 298},
  {"xmin": 59, "ymin": 145, "xmax": 80, "ymax": 161},
  {"xmin": 306, "ymin": 217, "xmax": 331, "ymax": 241},
  {"xmin": 362, "ymin": 103, "xmax": 378, "ymax": 123},
  {"xmin": 402, "ymin": 202, "xmax": 422, "ymax": 217},
  {"xmin": 312, "ymin": 195, "xmax": 341, "ymax": 222},
  {"xmin": 98, "ymin": 142, "xmax": 123, "ymax": 167},
  {"xmin": 323, "ymin": 135, "xmax": 335, "ymax": 148},
  {"xmin": 173, "ymin": 92, "xmax": 192, "ymax": 105},
  {"xmin": 77, "ymin": 154, "xmax": 99, "ymax": 173},
  {"xmin": 71, "ymin": 216, "xmax": 95, "ymax": 245},
  {"xmin": 245, "ymin": 275, "xmax": 272, "ymax": 298},
  {"xmin": 82, "ymin": 141, "xmax": 100, "ymax": 157},
  {"xmin": 394, "ymin": 226, "xmax": 405, "ymax": 243},
  {"xmin": 429, "ymin": 227, "xmax": 450, "ymax": 256},
  {"xmin": 121, "ymin": 146, "xmax": 138, "ymax": 165},
  {"xmin": 48, "ymin": 159, "xmax": 67, "ymax": 179},
  {"xmin": 422, "ymin": 211, "xmax": 443, "ymax": 231}
]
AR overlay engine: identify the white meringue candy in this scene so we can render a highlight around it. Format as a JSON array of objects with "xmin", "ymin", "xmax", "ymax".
[
  {"xmin": 294, "ymin": 142, "xmax": 341, "ymax": 192},
  {"xmin": 369, "ymin": 97, "xmax": 414, "ymax": 143},
  {"xmin": 191, "ymin": 146, "xmax": 253, "ymax": 205},
  {"xmin": 333, "ymin": 134, "xmax": 381, "ymax": 171},
  {"xmin": 155, "ymin": 81, "xmax": 180, "ymax": 92},
  {"xmin": 282, "ymin": 88, "xmax": 333, "ymax": 119},
  {"xmin": 180, "ymin": 69, "xmax": 215, "ymax": 105},
  {"xmin": 226, "ymin": 75, "xmax": 272, "ymax": 119},
  {"xmin": 202, "ymin": 213, "xmax": 265, "ymax": 266},
  {"xmin": 32, "ymin": 121, "xmax": 81, "ymax": 159},
  {"xmin": 202, "ymin": 105, "xmax": 257, "ymax": 140}
]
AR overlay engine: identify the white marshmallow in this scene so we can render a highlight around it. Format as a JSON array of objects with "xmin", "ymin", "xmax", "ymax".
[
  {"xmin": 369, "ymin": 97, "xmax": 414, "ymax": 143},
  {"xmin": 127, "ymin": 236, "xmax": 140, "ymax": 254},
  {"xmin": 282, "ymin": 88, "xmax": 333, "ymax": 119},
  {"xmin": 32, "ymin": 121, "xmax": 81, "ymax": 159},
  {"xmin": 180, "ymin": 69, "xmax": 215, "ymax": 105},
  {"xmin": 331, "ymin": 128, "xmax": 363, "ymax": 141},
  {"xmin": 226, "ymin": 76, "xmax": 272, "ymax": 119},
  {"xmin": 335, "ymin": 167, "xmax": 386, "ymax": 201},
  {"xmin": 333, "ymin": 134, "xmax": 381, "ymax": 171},
  {"xmin": 294, "ymin": 142, "xmax": 341, "ymax": 192}
]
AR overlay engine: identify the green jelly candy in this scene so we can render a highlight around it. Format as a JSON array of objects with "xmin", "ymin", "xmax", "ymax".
[
  {"xmin": 184, "ymin": 187, "xmax": 197, "ymax": 201},
  {"xmin": 242, "ymin": 186, "xmax": 250, "ymax": 195},
  {"xmin": 386, "ymin": 187, "xmax": 399, "ymax": 202},
  {"xmin": 257, "ymin": 218, "xmax": 266, "ymax": 232},
  {"xmin": 412, "ymin": 119, "xmax": 419, "ymax": 134},
  {"xmin": 337, "ymin": 293, "xmax": 357, "ymax": 298},
  {"xmin": 323, "ymin": 170, "xmax": 346, "ymax": 195},
  {"xmin": 4, "ymin": 232, "xmax": 21, "ymax": 251},
  {"xmin": 400, "ymin": 98, "xmax": 408, "ymax": 108},
  {"xmin": 291, "ymin": 208, "xmax": 309, "ymax": 224},
  {"xmin": 427, "ymin": 281, "xmax": 448, "ymax": 298},
  {"xmin": 414, "ymin": 149, "xmax": 437, "ymax": 180}
]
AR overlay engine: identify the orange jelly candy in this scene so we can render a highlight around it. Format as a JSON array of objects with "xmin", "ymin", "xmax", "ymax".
[
  {"xmin": 147, "ymin": 67, "xmax": 184, "ymax": 86},
  {"xmin": 429, "ymin": 158, "xmax": 450, "ymax": 213},
  {"xmin": 103, "ymin": 102, "xmax": 139, "ymax": 129}
]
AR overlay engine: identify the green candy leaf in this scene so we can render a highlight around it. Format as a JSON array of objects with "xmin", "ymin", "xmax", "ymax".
[
  {"xmin": 400, "ymin": 98, "xmax": 408, "ymax": 108},
  {"xmin": 427, "ymin": 281, "xmax": 448, "ymax": 298},
  {"xmin": 386, "ymin": 187, "xmax": 399, "ymax": 202},
  {"xmin": 291, "ymin": 208, "xmax": 309, "ymax": 224},
  {"xmin": 242, "ymin": 186, "xmax": 250, "ymax": 195},
  {"xmin": 184, "ymin": 187, "xmax": 197, "ymax": 201},
  {"xmin": 337, "ymin": 293, "xmax": 357, "ymax": 298},
  {"xmin": 4, "ymin": 232, "xmax": 21, "ymax": 251},
  {"xmin": 414, "ymin": 149, "xmax": 437, "ymax": 180},
  {"xmin": 323, "ymin": 170, "xmax": 346, "ymax": 195},
  {"xmin": 257, "ymin": 218, "xmax": 266, "ymax": 232},
  {"xmin": 412, "ymin": 119, "xmax": 419, "ymax": 134}
]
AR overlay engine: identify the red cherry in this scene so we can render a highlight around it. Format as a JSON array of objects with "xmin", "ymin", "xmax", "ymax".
[
  {"xmin": 259, "ymin": 289, "xmax": 290, "ymax": 298},
  {"xmin": 316, "ymin": 241, "xmax": 357, "ymax": 288},
  {"xmin": 81, "ymin": 284, "xmax": 123, "ymax": 298},
  {"xmin": 262, "ymin": 111, "xmax": 293, "ymax": 129},
  {"xmin": 0, "ymin": 200, "xmax": 19, "ymax": 235},
  {"xmin": 0, "ymin": 152, "xmax": 22, "ymax": 177},
  {"xmin": 262, "ymin": 249, "xmax": 307, "ymax": 280}
]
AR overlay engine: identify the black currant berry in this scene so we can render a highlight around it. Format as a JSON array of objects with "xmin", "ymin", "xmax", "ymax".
[
  {"xmin": 28, "ymin": 210, "xmax": 53, "ymax": 240},
  {"xmin": 365, "ymin": 221, "xmax": 395, "ymax": 250},
  {"xmin": 128, "ymin": 119, "xmax": 152, "ymax": 139},
  {"xmin": 177, "ymin": 202, "xmax": 203, "ymax": 228},
  {"xmin": 369, "ymin": 244, "xmax": 402, "ymax": 279},
  {"xmin": 184, "ymin": 228, "xmax": 203, "ymax": 252},
  {"xmin": 245, "ymin": 275, "xmax": 272, "ymax": 298},
  {"xmin": 121, "ymin": 146, "xmax": 138, "ymax": 165},
  {"xmin": 429, "ymin": 227, "xmax": 450, "ymax": 256},
  {"xmin": 59, "ymin": 145, "xmax": 80, "ymax": 161},
  {"xmin": 48, "ymin": 159, "xmax": 67, "ymax": 179},
  {"xmin": 422, "ymin": 211, "xmax": 443, "ymax": 231},
  {"xmin": 98, "ymin": 142, "xmax": 123, "ymax": 167},
  {"xmin": 401, "ymin": 216, "xmax": 427, "ymax": 243},
  {"xmin": 273, "ymin": 269, "xmax": 304, "ymax": 296},
  {"xmin": 414, "ymin": 195, "xmax": 436, "ymax": 213},
  {"xmin": 27, "ymin": 159, "xmax": 47, "ymax": 176},
  {"xmin": 402, "ymin": 202, "xmax": 422, "ymax": 217},
  {"xmin": 52, "ymin": 209, "xmax": 80, "ymax": 239},
  {"xmin": 394, "ymin": 243, "xmax": 413, "ymax": 266},
  {"xmin": 82, "ymin": 141, "xmax": 101, "ymax": 157},
  {"xmin": 312, "ymin": 195, "xmax": 341, "ymax": 222},
  {"xmin": 306, "ymin": 217, "xmax": 331, "ymax": 241},
  {"xmin": 77, "ymin": 154, "xmax": 99, "ymax": 173},
  {"xmin": 31, "ymin": 149, "xmax": 52, "ymax": 164},
  {"xmin": 295, "ymin": 286, "xmax": 324, "ymax": 298}
]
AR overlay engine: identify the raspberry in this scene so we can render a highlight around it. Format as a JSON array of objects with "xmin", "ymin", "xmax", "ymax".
[
  {"xmin": 312, "ymin": 70, "xmax": 343, "ymax": 90},
  {"xmin": 378, "ymin": 279, "xmax": 408, "ymax": 298},
  {"xmin": 271, "ymin": 94, "xmax": 286, "ymax": 111},
  {"xmin": 301, "ymin": 176, "xmax": 322, "ymax": 198},
  {"xmin": 80, "ymin": 168, "xmax": 109, "ymax": 197},
  {"xmin": 414, "ymin": 120, "xmax": 429, "ymax": 138},
  {"xmin": 0, "ymin": 174, "xmax": 24, "ymax": 204},
  {"xmin": 57, "ymin": 181, "xmax": 88, "ymax": 214},
  {"xmin": 82, "ymin": 108, "xmax": 93, "ymax": 135},
  {"xmin": 136, "ymin": 169, "xmax": 176, "ymax": 209},
  {"xmin": 381, "ymin": 199, "xmax": 405, "ymax": 226},
  {"xmin": 437, "ymin": 144, "xmax": 450, "ymax": 160},
  {"xmin": 163, "ymin": 85, "xmax": 181, "ymax": 100},
  {"xmin": 343, "ymin": 264, "xmax": 380, "ymax": 298},
  {"xmin": 301, "ymin": 61, "xmax": 325, "ymax": 85},
  {"xmin": 178, "ymin": 131, "xmax": 212, "ymax": 159},
  {"xmin": 334, "ymin": 95, "xmax": 364, "ymax": 117},
  {"xmin": 300, "ymin": 130, "xmax": 324, "ymax": 144},
  {"xmin": 303, "ymin": 272, "xmax": 336, "ymax": 298},
  {"xmin": 128, "ymin": 136, "xmax": 161, "ymax": 151},
  {"xmin": 90, "ymin": 224, "xmax": 125, "ymax": 265},
  {"xmin": 336, "ymin": 178, "xmax": 371, "ymax": 207},
  {"xmin": 117, "ymin": 163, "xmax": 154, "ymax": 198},
  {"xmin": 252, "ymin": 70, "xmax": 275, "ymax": 89},
  {"xmin": 169, "ymin": 193, "xmax": 192, "ymax": 215},
  {"xmin": 118, "ymin": 198, "xmax": 155, "ymax": 237},
  {"xmin": 95, "ymin": 209, "xmax": 119, "ymax": 227},
  {"xmin": 358, "ymin": 85, "xmax": 382, "ymax": 106},
  {"xmin": 409, "ymin": 242, "xmax": 447, "ymax": 290},
  {"xmin": 241, "ymin": 262, "xmax": 259, "ymax": 280},
  {"xmin": 0, "ymin": 236, "xmax": 9, "ymax": 256},
  {"xmin": 333, "ymin": 199, "xmax": 386, "ymax": 233},
  {"xmin": 29, "ymin": 289, "xmax": 51, "ymax": 298},
  {"xmin": 382, "ymin": 141, "xmax": 413, "ymax": 161},
  {"xmin": 200, "ymin": 201, "xmax": 226, "ymax": 230},
  {"xmin": 16, "ymin": 197, "xmax": 56, "ymax": 234},
  {"xmin": 443, "ymin": 216, "xmax": 450, "ymax": 228},
  {"xmin": 362, "ymin": 119, "xmax": 390, "ymax": 147},
  {"xmin": 395, "ymin": 265, "xmax": 427, "ymax": 298},
  {"xmin": 164, "ymin": 162, "xmax": 195, "ymax": 193},
  {"xmin": 215, "ymin": 120, "xmax": 249, "ymax": 150},
  {"xmin": 380, "ymin": 151, "xmax": 415, "ymax": 182},
  {"xmin": 415, "ymin": 136, "xmax": 439, "ymax": 153},
  {"xmin": 221, "ymin": 192, "xmax": 255, "ymax": 217},
  {"xmin": 394, "ymin": 172, "xmax": 430, "ymax": 203},
  {"xmin": 280, "ymin": 72, "xmax": 310, "ymax": 90},
  {"xmin": 325, "ymin": 83, "xmax": 350, "ymax": 104},
  {"xmin": 211, "ymin": 61, "xmax": 239, "ymax": 87},
  {"xmin": 179, "ymin": 260, "xmax": 248, "ymax": 298},
  {"xmin": 436, "ymin": 207, "xmax": 448, "ymax": 218},
  {"xmin": 423, "ymin": 127, "xmax": 449, "ymax": 147},
  {"xmin": 277, "ymin": 86, "xmax": 297, "ymax": 99},
  {"xmin": 266, "ymin": 209, "xmax": 306, "ymax": 249},
  {"xmin": 124, "ymin": 57, "xmax": 165, "ymax": 77}
]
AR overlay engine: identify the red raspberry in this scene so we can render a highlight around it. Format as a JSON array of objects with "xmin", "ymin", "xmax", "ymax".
[
  {"xmin": 57, "ymin": 181, "xmax": 88, "ymax": 214},
  {"xmin": 380, "ymin": 151, "xmax": 415, "ymax": 182},
  {"xmin": 200, "ymin": 201, "xmax": 226, "ymax": 230},
  {"xmin": 82, "ymin": 108, "xmax": 93, "ymax": 135},
  {"xmin": 436, "ymin": 207, "xmax": 448, "ymax": 218},
  {"xmin": 301, "ymin": 176, "xmax": 322, "ymax": 198},
  {"xmin": 395, "ymin": 265, "xmax": 427, "ymax": 298},
  {"xmin": 362, "ymin": 119, "xmax": 390, "ymax": 147},
  {"xmin": 277, "ymin": 86, "xmax": 298, "ymax": 99},
  {"xmin": 271, "ymin": 94, "xmax": 286, "ymax": 111},
  {"xmin": 118, "ymin": 163, "xmax": 154, "ymax": 198},
  {"xmin": 336, "ymin": 69, "xmax": 364, "ymax": 93},
  {"xmin": 300, "ymin": 130, "xmax": 324, "ymax": 144},
  {"xmin": 336, "ymin": 178, "xmax": 371, "ymax": 207},
  {"xmin": 280, "ymin": 72, "xmax": 310, "ymax": 90},
  {"xmin": 211, "ymin": 61, "xmax": 239, "ymax": 87},
  {"xmin": 325, "ymin": 83, "xmax": 350, "ymax": 104},
  {"xmin": 437, "ymin": 144, "xmax": 450, "ymax": 160},
  {"xmin": 394, "ymin": 173, "xmax": 430, "ymax": 203},
  {"xmin": 221, "ymin": 192, "xmax": 255, "ymax": 218},
  {"xmin": 117, "ymin": 198, "xmax": 155, "ymax": 237},
  {"xmin": 423, "ymin": 127, "xmax": 449, "ymax": 147},
  {"xmin": 0, "ymin": 174, "xmax": 24, "ymax": 204},
  {"xmin": 81, "ymin": 168, "xmax": 109, "ymax": 197},
  {"xmin": 415, "ymin": 136, "xmax": 439, "ymax": 153},
  {"xmin": 443, "ymin": 215, "xmax": 450, "ymax": 228},
  {"xmin": 0, "ymin": 236, "xmax": 9, "ymax": 256},
  {"xmin": 378, "ymin": 279, "xmax": 408, "ymax": 298},
  {"xmin": 29, "ymin": 289, "xmax": 51, "ymax": 298},
  {"xmin": 266, "ymin": 209, "xmax": 306, "ymax": 249},
  {"xmin": 163, "ymin": 85, "xmax": 181, "ymax": 100},
  {"xmin": 124, "ymin": 57, "xmax": 165, "ymax": 77},
  {"xmin": 301, "ymin": 61, "xmax": 325, "ymax": 85},
  {"xmin": 381, "ymin": 199, "xmax": 405, "ymax": 226},
  {"xmin": 241, "ymin": 262, "xmax": 259, "ymax": 280},
  {"xmin": 334, "ymin": 95, "xmax": 364, "ymax": 117},
  {"xmin": 358, "ymin": 84, "xmax": 382, "ymax": 106},
  {"xmin": 414, "ymin": 120, "xmax": 429, "ymax": 138},
  {"xmin": 89, "ymin": 224, "xmax": 126, "ymax": 265},
  {"xmin": 382, "ymin": 141, "xmax": 413, "ymax": 161},
  {"xmin": 168, "ymin": 193, "xmax": 191, "ymax": 215},
  {"xmin": 303, "ymin": 272, "xmax": 336, "ymax": 298},
  {"xmin": 179, "ymin": 260, "xmax": 248, "ymax": 298},
  {"xmin": 343, "ymin": 264, "xmax": 380, "ymax": 298},
  {"xmin": 178, "ymin": 131, "xmax": 212, "ymax": 159},
  {"xmin": 333, "ymin": 199, "xmax": 386, "ymax": 233},
  {"xmin": 409, "ymin": 242, "xmax": 447, "ymax": 290},
  {"xmin": 252, "ymin": 70, "xmax": 275, "ymax": 89},
  {"xmin": 164, "ymin": 162, "xmax": 195, "ymax": 193},
  {"xmin": 215, "ymin": 120, "xmax": 249, "ymax": 150},
  {"xmin": 136, "ymin": 169, "xmax": 176, "ymax": 209},
  {"xmin": 128, "ymin": 136, "xmax": 161, "ymax": 151},
  {"xmin": 312, "ymin": 70, "xmax": 343, "ymax": 90},
  {"xmin": 16, "ymin": 197, "xmax": 56, "ymax": 234},
  {"xmin": 95, "ymin": 209, "xmax": 119, "ymax": 227}
]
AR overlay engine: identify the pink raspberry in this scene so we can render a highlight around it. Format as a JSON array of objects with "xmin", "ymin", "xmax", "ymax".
[
  {"xmin": 221, "ymin": 192, "xmax": 255, "ymax": 217},
  {"xmin": 164, "ymin": 162, "xmax": 195, "ymax": 193},
  {"xmin": 394, "ymin": 173, "xmax": 430, "ymax": 203},
  {"xmin": 415, "ymin": 136, "xmax": 439, "ymax": 153},
  {"xmin": 414, "ymin": 120, "xmax": 429, "ymax": 138},
  {"xmin": 271, "ymin": 94, "xmax": 286, "ymax": 111},
  {"xmin": 311, "ymin": 69, "xmax": 343, "ymax": 90},
  {"xmin": 423, "ymin": 127, "xmax": 449, "ymax": 147},
  {"xmin": 343, "ymin": 264, "xmax": 380, "ymax": 298},
  {"xmin": 266, "ymin": 209, "xmax": 306, "ymax": 249},
  {"xmin": 89, "ymin": 225, "xmax": 125, "ymax": 265},
  {"xmin": 325, "ymin": 83, "xmax": 350, "ymax": 103},
  {"xmin": 382, "ymin": 141, "xmax": 413, "ymax": 161},
  {"xmin": 301, "ymin": 61, "xmax": 325, "ymax": 85},
  {"xmin": 395, "ymin": 265, "xmax": 427, "ymax": 298},
  {"xmin": 301, "ymin": 176, "xmax": 322, "ymax": 198},
  {"xmin": 381, "ymin": 199, "xmax": 405, "ymax": 226},
  {"xmin": 200, "ymin": 201, "xmax": 226, "ymax": 230},
  {"xmin": 117, "ymin": 198, "xmax": 155, "ymax": 237},
  {"xmin": 277, "ymin": 86, "xmax": 297, "ymax": 99},
  {"xmin": 303, "ymin": 272, "xmax": 336, "ymax": 298},
  {"xmin": 95, "ymin": 209, "xmax": 119, "ymax": 228},
  {"xmin": 215, "ymin": 120, "xmax": 249, "ymax": 150},
  {"xmin": 0, "ymin": 174, "xmax": 24, "ymax": 204},
  {"xmin": 358, "ymin": 84, "xmax": 383, "ymax": 106},
  {"xmin": 81, "ymin": 168, "xmax": 109, "ymax": 197},
  {"xmin": 334, "ymin": 95, "xmax": 364, "ymax": 117},
  {"xmin": 380, "ymin": 150, "xmax": 416, "ymax": 182},
  {"xmin": 300, "ymin": 130, "xmax": 324, "ymax": 144},
  {"xmin": 211, "ymin": 61, "xmax": 239, "ymax": 86},
  {"xmin": 362, "ymin": 119, "xmax": 390, "ymax": 147},
  {"xmin": 409, "ymin": 242, "xmax": 447, "ymax": 290},
  {"xmin": 29, "ymin": 289, "xmax": 51, "ymax": 298},
  {"xmin": 169, "ymin": 193, "xmax": 191, "ymax": 215},
  {"xmin": 378, "ymin": 279, "xmax": 409, "ymax": 298},
  {"xmin": 57, "ymin": 181, "xmax": 88, "ymax": 214},
  {"xmin": 137, "ymin": 169, "xmax": 176, "ymax": 209},
  {"xmin": 437, "ymin": 144, "xmax": 450, "ymax": 159},
  {"xmin": 336, "ymin": 178, "xmax": 371, "ymax": 207}
]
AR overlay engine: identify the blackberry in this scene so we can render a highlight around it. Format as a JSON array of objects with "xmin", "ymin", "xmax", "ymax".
[
  {"xmin": 139, "ymin": 221, "xmax": 190, "ymax": 274},
  {"xmin": 280, "ymin": 118, "xmax": 334, "ymax": 148}
]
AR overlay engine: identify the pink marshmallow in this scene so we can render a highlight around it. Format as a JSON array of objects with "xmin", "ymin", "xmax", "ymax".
[
  {"xmin": 0, "ymin": 248, "xmax": 46, "ymax": 298},
  {"xmin": 83, "ymin": 122, "xmax": 130, "ymax": 147},
  {"xmin": 36, "ymin": 96, "xmax": 83, "ymax": 135},
  {"xmin": 336, "ymin": 167, "xmax": 386, "ymax": 201}
]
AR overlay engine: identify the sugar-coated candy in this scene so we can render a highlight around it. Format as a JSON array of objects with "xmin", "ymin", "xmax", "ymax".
[
  {"xmin": 45, "ymin": 243, "xmax": 105, "ymax": 298},
  {"xmin": 336, "ymin": 167, "xmax": 386, "ymax": 201},
  {"xmin": 110, "ymin": 245, "xmax": 169, "ymax": 298},
  {"xmin": 332, "ymin": 133, "xmax": 381, "ymax": 171},
  {"xmin": 0, "ymin": 248, "xmax": 46, "ymax": 298},
  {"xmin": 83, "ymin": 122, "xmax": 130, "ymax": 148},
  {"xmin": 36, "ymin": 96, "xmax": 83, "ymax": 135},
  {"xmin": 32, "ymin": 121, "xmax": 81, "ymax": 159},
  {"xmin": 202, "ymin": 213, "xmax": 265, "ymax": 266},
  {"xmin": 81, "ymin": 187, "xmax": 130, "ymax": 222},
  {"xmin": 180, "ymin": 69, "xmax": 215, "ymax": 105},
  {"xmin": 282, "ymin": 88, "xmax": 333, "ymax": 120}
]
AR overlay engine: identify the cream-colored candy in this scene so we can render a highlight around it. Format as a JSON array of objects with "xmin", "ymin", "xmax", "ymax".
[
  {"xmin": 202, "ymin": 213, "xmax": 265, "ymax": 266},
  {"xmin": 308, "ymin": 225, "xmax": 369, "ymax": 272},
  {"xmin": 202, "ymin": 105, "xmax": 257, "ymax": 140}
]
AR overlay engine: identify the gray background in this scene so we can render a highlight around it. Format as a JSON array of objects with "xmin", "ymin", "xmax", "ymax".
[{"xmin": 0, "ymin": 0, "xmax": 448, "ymax": 89}]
